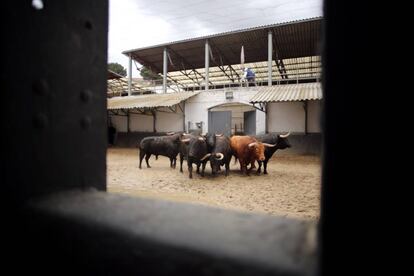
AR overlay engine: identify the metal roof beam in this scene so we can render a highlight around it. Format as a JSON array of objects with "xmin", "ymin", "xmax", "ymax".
[
  {"xmin": 168, "ymin": 48, "xmax": 213, "ymax": 85},
  {"xmin": 179, "ymin": 69, "xmax": 200, "ymax": 86},
  {"xmin": 132, "ymin": 53, "xmax": 162, "ymax": 75},
  {"xmin": 208, "ymin": 44, "xmax": 236, "ymax": 82},
  {"xmin": 209, "ymin": 41, "xmax": 241, "ymax": 81},
  {"xmin": 167, "ymin": 74, "xmax": 187, "ymax": 90},
  {"xmin": 271, "ymin": 29, "xmax": 289, "ymax": 79}
]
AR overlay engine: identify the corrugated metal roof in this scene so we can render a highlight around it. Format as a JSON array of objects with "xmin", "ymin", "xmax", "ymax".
[
  {"xmin": 107, "ymin": 91, "xmax": 200, "ymax": 110},
  {"xmin": 250, "ymin": 82, "xmax": 322, "ymax": 103},
  {"xmin": 123, "ymin": 17, "xmax": 322, "ymax": 74}
]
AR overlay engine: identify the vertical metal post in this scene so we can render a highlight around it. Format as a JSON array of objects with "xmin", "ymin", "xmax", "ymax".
[
  {"xmin": 265, "ymin": 103, "xmax": 269, "ymax": 133},
  {"xmin": 268, "ymin": 30, "xmax": 273, "ymax": 86},
  {"xmin": 205, "ymin": 40, "xmax": 209, "ymax": 91},
  {"xmin": 153, "ymin": 110, "xmax": 157, "ymax": 132},
  {"xmin": 127, "ymin": 110, "xmax": 130, "ymax": 133},
  {"xmin": 128, "ymin": 54, "xmax": 132, "ymax": 96},
  {"xmin": 304, "ymin": 101, "xmax": 308, "ymax": 135},
  {"xmin": 182, "ymin": 102, "xmax": 186, "ymax": 132},
  {"xmin": 163, "ymin": 47, "xmax": 168, "ymax": 93}
]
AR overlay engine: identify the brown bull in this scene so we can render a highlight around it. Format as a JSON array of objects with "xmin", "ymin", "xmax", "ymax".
[{"xmin": 230, "ymin": 135, "xmax": 276, "ymax": 175}]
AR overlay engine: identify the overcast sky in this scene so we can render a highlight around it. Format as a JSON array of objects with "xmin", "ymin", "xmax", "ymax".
[{"xmin": 108, "ymin": 0, "xmax": 322, "ymax": 77}]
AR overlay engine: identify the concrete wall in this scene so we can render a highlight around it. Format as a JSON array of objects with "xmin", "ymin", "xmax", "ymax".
[
  {"xmin": 267, "ymin": 100, "xmax": 321, "ymax": 133},
  {"xmin": 156, "ymin": 111, "xmax": 183, "ymax": 132},
  {"xmin": 130, "ymin": 114, "xmax": 153, "ymax": 132},
  {"xmin": 109, "ymin": 110, "xmax": 184, "ymax": 133},
  {"xmin": 185, "ymin": 88, "xmax": 266, "ymax": 134},
  {"xmin": 272, "ymin": 133, "xmax": 322, "ymax": 155},
  {"xmin": 256, "ymin": 108, "xmax": 266, "ymax": 135},
  {"xmin": 268, "ymin": 102, "xmax": 305, "ymax": 133},
  {"xmin": 307, "ymin": 100, "xmax": 322, "ymax": 133},
  {"xmin": 110, "ymin": 115, "xmax": 128, "ymax": 132}
]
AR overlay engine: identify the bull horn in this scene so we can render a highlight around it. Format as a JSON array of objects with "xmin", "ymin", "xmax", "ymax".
[
  {"xmin": 166, "ymin": 131, "xmax": 175, "ymax": 135},
  {"xmin": 215, "ymin": 153, "xmax": 224, "ymax": 160},
  {"xmin": 181, "ymin": 138, "xmax": 191, "ymax": 143},
  {"xmin": 262, "ymin": 143, "xmax": 276, "ymax": 147},
  {"xmin": 200, "ymin": 153, "xmax": 211, "ymax": 161},
  {"xmin": 279, "ymin": 132, "xmax": 290, "ymax": 138},
  {"xmin": 248, "ymin": 142, "xmax": 258, "ymax": 148},
  {"xmin": 198, "ymin": 137, "xmax": 206, "ymax": 141},
  {"xmin": 215, "ymin": 133, "xmax": 223, "ymax": 137}
]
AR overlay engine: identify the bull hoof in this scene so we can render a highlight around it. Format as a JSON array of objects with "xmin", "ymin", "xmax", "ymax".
[
  {"xmin": 264, "ymin": 171, "xmax": 268, "ymax": 175},
  {"xmin": 147, "ymin": 166, "xmax": 151, "ymax": 168}
]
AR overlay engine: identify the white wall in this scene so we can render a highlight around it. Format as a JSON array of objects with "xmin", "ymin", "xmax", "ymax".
[
  {"xmin": 256, "ymin": 108, "xmax": 266, "ymax": 134},
  {"xmin": 307, "ymin": 100, "xmax": 321, "ymax": 133},
  {"xmin": 110, "ymin": 115, "xmax": 128, "ymax": 132},
  {"xmin": 110, "ymin": 89, "xmax": 320, "ymax": 134},
  {"xmin": 109, "ymin": 110, "xmax": 184, "ymax": 133},
  {"xmin": 156, "ymin": 111, "xmax": 183, "ymax": 132},
  {"xmin": 185, "ymin": 87, "xmax": 266, "ymax": 134},
  {"xmin": 267, "ymin": 100, "xmax": 322, "ymax": 133},
  {"xmin": 129, "ymin": 113, "xmax": 153, "ymax": 132},
  {"xmin": 268, "ymin": 102, "xmax": 305, "ymax": 133}
]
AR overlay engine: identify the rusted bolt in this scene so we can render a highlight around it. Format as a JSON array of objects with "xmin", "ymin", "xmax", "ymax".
[
  {"xmin": 81, "ymin": 116, "xmax": 91, "ymax": 129},
  {"xmin": 33, "ymin": 113, "xmax": 48, "ymax": 129},
  {"xmin": 80, "ymin": 89, "xmax": 92, "ymax": 102},
  {"xmin": 32, "ymin": 79, "xmax": 49, "ymax": 96}
]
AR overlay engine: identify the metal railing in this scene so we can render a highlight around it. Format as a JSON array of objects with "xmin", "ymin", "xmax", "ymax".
[{"xmin": 133, "ymin": 75, "xmax": 321, "ymax": 94}]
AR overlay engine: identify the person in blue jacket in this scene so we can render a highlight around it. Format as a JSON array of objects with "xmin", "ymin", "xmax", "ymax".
[{"xmin": 243, "ymin": 67, "xmax": 256, "ymax": 85}]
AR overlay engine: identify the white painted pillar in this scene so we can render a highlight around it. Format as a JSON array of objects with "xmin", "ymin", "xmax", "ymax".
[
  {"xmin": 128, "ymin": 54, "xmax": 132, "ymax": 96},
  {"xmin": 163, "ymin": 47, "xmax": 168, "ymax": 93},
  {"xmin": 268, "ymin": 30, "xmax": 273, "ymax": 86},
  {"xmin": 205, "ymin": 40, "xmax": 209, "ymax": 91}
]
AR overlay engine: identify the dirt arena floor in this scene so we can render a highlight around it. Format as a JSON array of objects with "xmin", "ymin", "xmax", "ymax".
[{"xmin": 107, "ymin": 148, "xmax": 321, "ymax": 220}]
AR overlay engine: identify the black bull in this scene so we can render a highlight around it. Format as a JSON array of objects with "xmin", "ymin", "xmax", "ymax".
[
  {"xmin": 138, "ymin": 133, "xmax": 182, "ymax": 169},
  {"xmin": 180, "ymin": 135, "xmax": 211, "ymax": 179},
  {"xmin": 209, "ymin": 135, "xmax": 232, "ymax": 176},
  {"xmin": 254, "ymin": 133, "xmax": 291, "ymax": 174}
]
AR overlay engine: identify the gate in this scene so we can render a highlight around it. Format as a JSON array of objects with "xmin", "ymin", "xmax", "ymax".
[
  {"xmin": 243, "ymin": 110, "xmax": 256, "ymax": 135},
  {"xmin": 208, "ymin": 111, "xmax": 231, "ymax": 136}
]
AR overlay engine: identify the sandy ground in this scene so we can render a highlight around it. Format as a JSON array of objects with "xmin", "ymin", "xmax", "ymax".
[{"xmin": 107, "ymin": 148, "xmax": 321, "ymax": 220}]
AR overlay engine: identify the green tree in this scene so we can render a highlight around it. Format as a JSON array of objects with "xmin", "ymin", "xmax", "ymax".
[
  {"xmin": 140, "ymin": 66, "xmax": 162, "ymax": 80},
  {"xmin": 108, "ymin": 62, "xmax": 127, "ymax": 77}
]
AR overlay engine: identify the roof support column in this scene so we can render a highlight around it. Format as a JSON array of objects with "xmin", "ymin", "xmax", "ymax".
[
  {"xmin": 128, "ymin": 54, "xmax": 132, "ymax": 96},
  {"xmin": 268, "ymin": 30, "xmax": 273, "ymax": 86},
  {"xmin": 163, "ymin": 47, "xmax": 168, "ymax": 93},
  {"xmin": 205, "ymin": 39, "xmax": 209, "ymax": 91}
]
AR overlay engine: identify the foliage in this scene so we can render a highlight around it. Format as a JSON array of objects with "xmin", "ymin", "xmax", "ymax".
[
  {"xmin": 140, "ymin": 66, "xmax": 162, "ymax": 80},
  {"xmin": 108, "ymin": 62, "xmax": 127, "ymax": 77}
]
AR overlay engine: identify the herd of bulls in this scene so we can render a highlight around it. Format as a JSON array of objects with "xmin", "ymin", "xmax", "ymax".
[{"xmin": 138, "ymin": 131, "xmax": 291, "ymax": 178}]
